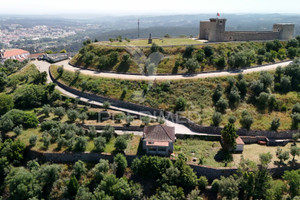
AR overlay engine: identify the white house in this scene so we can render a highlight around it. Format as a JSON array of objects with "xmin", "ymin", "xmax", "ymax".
[{"xmin": 142, "ymin": 125, "xmax": 176, "ymax": 156}]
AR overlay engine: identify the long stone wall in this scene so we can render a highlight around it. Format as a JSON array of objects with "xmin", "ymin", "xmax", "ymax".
[
  {"xmin": 50, "ymin": 69, "xmax": 298, "ymax": 139},
  {"xmin": 25, "ymin": 149, "xmax": 298, "ymax": 182},
  {"xmin": 224, "ymin": 31, "xmax": 280, "ymax": 42}
]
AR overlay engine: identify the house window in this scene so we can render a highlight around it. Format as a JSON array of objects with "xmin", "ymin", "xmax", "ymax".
[
  {"xmin": 149, "ymin": 147, "xmax": 156, "ymax": 151},
  {"xmin": 158, "ymin": 147, "xmax": 166, "ymax": 152}
]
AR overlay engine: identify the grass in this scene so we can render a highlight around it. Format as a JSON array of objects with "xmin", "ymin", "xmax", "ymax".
[
  {"xmin": 233, "ymin": 143, "xmax": 300, "ymax": 168},
  {"xmin": 50, "ymin": 65, "xmax": 300, "ymax": 131},
  {"xmin": 175, "ymin": 139, "xmax": 300, "ymax": 168},
  {"xmin": 125, "ymin": 136, "xmax": 141, "ymax": 155},
  {"xmin": 173, "ymin": 139, "xmax": 233, "ymax": 167},
  {"xmin": 99, "ymin": 38, "xmax": 203, "ymax": 47}
]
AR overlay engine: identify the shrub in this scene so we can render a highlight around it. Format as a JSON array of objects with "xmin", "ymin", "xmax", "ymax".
[
  {"xmin": 292, "ymin": 103, "xmax": 300, "ymax": 114},
  {"xmin": 197, "ymin": 176, "xmax": 208, "ymax": 191},
  {"xmin": 72, "ymin": 160, "xmax": 87, "ymax": 179},
  {"xmin": 101, "ymin": 125, "xmax": 115, "ymax": 142},
  {"xmin": 57, "ymin": 66, "xmax": 64, "ymax": 75},
  {"xmin": 114, "ymin": 153, "xmax": 127, "ymax": 178},
  {"xmin": 228, "ymin": 116, "xmax": 236, "ymax": 124},
  {"xmin": 125, "ymin": 115, "xmax": 134, "ymax": 126},
  {"xmin": 256, "ymin": 92, "xmax": 270, "ymax": 111},
  {"xmin": 40, "ymin": 120, "xmax": 60, "ymax": 132},
  {"xmin": 212, "ymin": 84, "xmax": 223, "ymax": 105},
  {"xmin": 115, "ymin": 113, "xmax": 125, "ymax": 123},
  {"xmin": 42, "ymin": 136, "xmax": 50, "ymax": 150},
  {"xmin": 13, "ymin": 125, "xmax": 22, "ymax": 136},
  {"xmin": 270, "ymin": 118, "xmax": 281, "ymax": 131},
  {"xmin": 279, "ymin": 76, "xmax": 291, "ymax": 93},
  {"xmin": 183, "ymin": 45, "xmax": 195, "ymax": 58},
  {"xmin": 54, "ymin": 107, "xmax": 65, "ymax": 119},
  {"xmin": 103, "ymin": 101, "xmax": 111, "ymax": 110},
  {"xmin": 94, "ymin": 136, "xmax": 106, "ymax": 152},
  {"xmin": 67, "ymin": 109, "xmax": 79, "ymax": 122},
  {"xmin": 211, "ymin": 179, "xmax": 220, "ymax": 193},
  {"xmin": 215, "ymin": 98, "xmax": 228, "ymax": 113},
  {"xmin": 291, "ymin": 113, "xmax": 300, "ymax": 129},
  {"xmin": 184, "ymin": 58, "xmax": 200, "ymax": 73},
  {"xmin": 74, "ymin": 137, "xmax": 87, "ymax": 152},
  {"xmin": 78, "ymin": 112, "xmax": 88, "ymax": 124},
  {"xmin": 0, "ymin": 93, "xmax": 14, "ymax": 115},
  {"xmin": 29, "ymin": 135, "xmax": 37, "ymax": 146},
  {"xmin": 42, "ymin": 104, "xmax": 51, "ymax": 117},
  {"xmin": 88, "ymin": 126, "xmax": 97, "ymax": 139},
  {"xmin": 240, "ymin": 110, "xmax": 254, "ymax": 130},
  {"xmin": 114, "ymin": 136, "xmax": 128, "ymax": 152},
  {"xmin": 212, "ymin": 112, "xmax": 222, "ymax": 126},
  {"xmin": 204, "ymin": 46, "xmax": 214, "ymax": 57}
]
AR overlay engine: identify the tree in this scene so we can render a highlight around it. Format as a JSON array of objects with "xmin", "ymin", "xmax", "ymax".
[
  {"xmin": 212, "ymin": 112, "xmax": 222, "ymax": 126},
  {"xmin": 37, "ymin": 164, "xmax": 61, "ymax": 197},
  {"xmin": 114, "ymin": 153, "xmax": 127, "ymax": 178},
  {"xmin": 54, "ymin": 107, "xmax": 65, "ymax": 120},
  {"xmin": 103, "ymin": 101, "xmax": 111, "ymax": 110},
  {"xmin": 67, "ymin": 175, "xmax": 79, "ymax": 198},
  {"xmin": 291, "ymin": 113, "xmax": 300, "ymax": 129},
  {"xmin": 74, "ymin": 137, "xmax": 87, "ymax": 152},
  {"xmin": 292, "ymin": 103, "xmax": 300, "ymax": 114},
  {"xmin": 292, "ymin": 133, "xmax": 300, "ymax": 145},
  {"xmin": 6, "ymin": 167, "xmax": 41, "ymax": 200},
  {"xmin": 215, "ymin": 97, "xmax": 228, "ymax": 113},
  {"xmin": 42, "ymin": 104, "xmax": 51, "ymax": 117},
  {"xmin": 290, "ymin": 145, "xmax": 300, "ymax": 165},
  {"xmin": 270, "ymin": 118, "xmax": 280, "ymax": 131},
  {"xmin": 228, "ymin": 86, "xmax": 240, "ymax": 109},
  {"xmin": 141, "ymin": 116, "xmax": 150, "ymax": 126},
  {"xmin": 67, "ymin": 109, "xmax": 79, "ymax": 122},
  {"xmin": 0, "ymin": 93, "xmax": 14, "ymax": 115},
  {"xmin": 101, "ymin": 125, "xmax": 115, "ymax": 142},
  {"xmin": 218, "ymin": 176, "xmax": 239, "ymax": 200},
  {"xmin": 236, "ymin": 77, "xmax": 248, "ymax": 99},
  {"xmin": 29, "ymin": 135, "xmax": 37, "ymax": 146},
  {"xmin": 124, "ymin": 115, "xmax": 134, "ymax": 127},
  {"xmin": 78, "ymin": 112, "xmax": 88, "ymax": 124},
  {"xmin": 221, "ymin": 123, "xmax": 238, "ymax": 152},
  {"xmin": 75, "ymin": 187, "xmax": 95, "ymax": 200},
  {"xmin": 287, "ymin": 39, "xmax": 299, "ymax": 48},
  {"xmin": 240, "ymin": 110, "xmax": 254, "ymax": 130},
  {"xmin": 174, "ymin": 97, "xmax": 187, "ymax": 112},
  {"xmin": 94, "ymin": 136, "xmax": 106, "ymax": 152},
  {"xmin": 288, "ymin": 47, "xmax": 297, "ymax": 59},
  {"xmin": 185, "ymin": 58, "xmax": 200, "ymax": 73},
  {"xmin": 57, "ymin": 66, "xmax": 64, "ymax": 75},
  {"xmin": 204, "ymin": 46, "xmax": 214, "ymax": 57},
  {"xmin": 114, "ymin": 136, "xmax": 128, "ymax": 152},
  {"xmin": 282, "ymin": 170, "xmax": 300, "ymax": 197},
  {"xmin": 212, "ymin": 84, "xmax": 223, "ymax": 105},
  {"xmin": 187, "ymin": 187, "xmax": 202, "ymax": 200},
  {"xmin": 276, "ymin": 147, "xmax": 290, "ymax": 165},
  {"xmin": 42, "ymin": 136, "xmax": 50, "ymax": 150},
  {"xmin": 92, "ymin": 159, "xmax": 110, "ymax": 183},
  {"xmin": 279, "ymin": 76, "xmax": 291, "ymax": 93},
  {"xmin": 72, "ymin": 160, "xmax": 87, "ymax": 179},
  {"xmin": 259, "ymin": 152, "xmax": 272, "ymax": 167},
  {"xmin": 259, "ymin": 71, "xmax": 274, "ymax": 91},
  {"xmin": 183, "ymin": 46, "xmax": 195, "ymax": 58},
  {"xmin": 115, "ymin": 113, "xmax": 125, "ymax": 123},
  {"xmin": 228, "ymin": 116, "xmax": 236, "ymax": 124},
  {"xmin": 0, "ymin": 72, "xmax": 8, "ymax": 91}
]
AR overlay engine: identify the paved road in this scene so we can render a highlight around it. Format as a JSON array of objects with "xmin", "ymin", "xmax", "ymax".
[
  {"xmin": 36, "ymin": 59, "xmax": 293, "ymax": 81},
  {"xmin": 32, "ymin": 59, "xmax": 293, "ymax": 135},
  {"xmin": 33, "ymin": 60, "xmax": 204, "ymax": 135}
]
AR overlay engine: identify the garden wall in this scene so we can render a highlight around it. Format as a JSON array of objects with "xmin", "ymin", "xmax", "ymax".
[
  {"xmin": 50, "ymin": 69, "xmax": 297, "ymax": 140},
  {"xmin": 81, "ymin": 124, "xmax": 143, "ymax": 132},
  {"xmin": 25, "ymin": 149, "xmax": 297, "ymax": 182}
]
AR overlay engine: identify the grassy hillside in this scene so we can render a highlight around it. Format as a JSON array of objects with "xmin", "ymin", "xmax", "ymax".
[
  {"xmin": 70, "ymin": 38, "xmax": 299, "ymax": 75},
  {"xmin": 50, "ymin": 61, "xmax": 300, "ymax": 131}
]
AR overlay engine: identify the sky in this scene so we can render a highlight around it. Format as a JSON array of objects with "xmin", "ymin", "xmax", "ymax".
[{"xmin": 0, "ymin": 0, "xmax": 299, "ymax": 15}]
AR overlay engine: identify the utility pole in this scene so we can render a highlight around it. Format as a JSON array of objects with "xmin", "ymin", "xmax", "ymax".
[{"xmin": 138, "ymin": 19, "xmax": 140, "ymax": 38}]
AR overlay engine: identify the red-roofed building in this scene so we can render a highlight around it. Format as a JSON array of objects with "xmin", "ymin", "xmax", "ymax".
[
  {"xmin": 143, "ymin": 125, "xmax": 176, "ymax": 156},
  {"xmin": 0, "ymin": 49, "xmax": 30, "ymax": 62}
]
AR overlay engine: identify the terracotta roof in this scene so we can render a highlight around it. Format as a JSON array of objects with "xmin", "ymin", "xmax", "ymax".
[
  {"xmin": 3, "ymin": 49, "xmax": 29, "ymax": 58},
  {"xmin": 144, "ymin": 125, "xmax": 175, "ymax": 142},
  {"xmin": 236, "ymin": 136, "xmax": 245, "ymax": 145}
]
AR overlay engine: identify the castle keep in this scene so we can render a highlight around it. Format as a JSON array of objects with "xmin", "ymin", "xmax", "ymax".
[{"xmin": 199, "ymin": 18, "xmax": 295, "ymax": 42}]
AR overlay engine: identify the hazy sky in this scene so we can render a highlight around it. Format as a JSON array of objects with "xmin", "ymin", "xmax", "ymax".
[{"xmin": 1, "ymin": 0, "xmax": 299, "ymax": 15}]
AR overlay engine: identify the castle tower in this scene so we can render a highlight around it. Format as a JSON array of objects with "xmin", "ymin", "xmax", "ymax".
[
  {"xmin": 208, "ymin": 18, "xmax": 227, "ymax": 42},
  {"xmin": 273, "ymin": 23, "xmax": 295, "ymax": 40}
]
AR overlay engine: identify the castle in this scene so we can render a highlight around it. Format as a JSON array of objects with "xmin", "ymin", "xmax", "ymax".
[{"xmin": 199, "ymin": 18, "xmax": 295, "ymax": 42}]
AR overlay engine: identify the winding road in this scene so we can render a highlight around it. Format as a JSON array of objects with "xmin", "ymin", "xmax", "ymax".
[
  {"xmin": 32, "ymin": 59, "xmax": 293, "ymax": 135},
  {"xmin": 35, "ymin": 59, "xmax": 292, "ymax": 81}
]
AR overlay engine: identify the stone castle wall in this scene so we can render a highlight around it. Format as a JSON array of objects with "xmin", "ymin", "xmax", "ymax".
[{"xmin": 224, "ymin": 31, "xmax": 280, "ymax": 41}]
